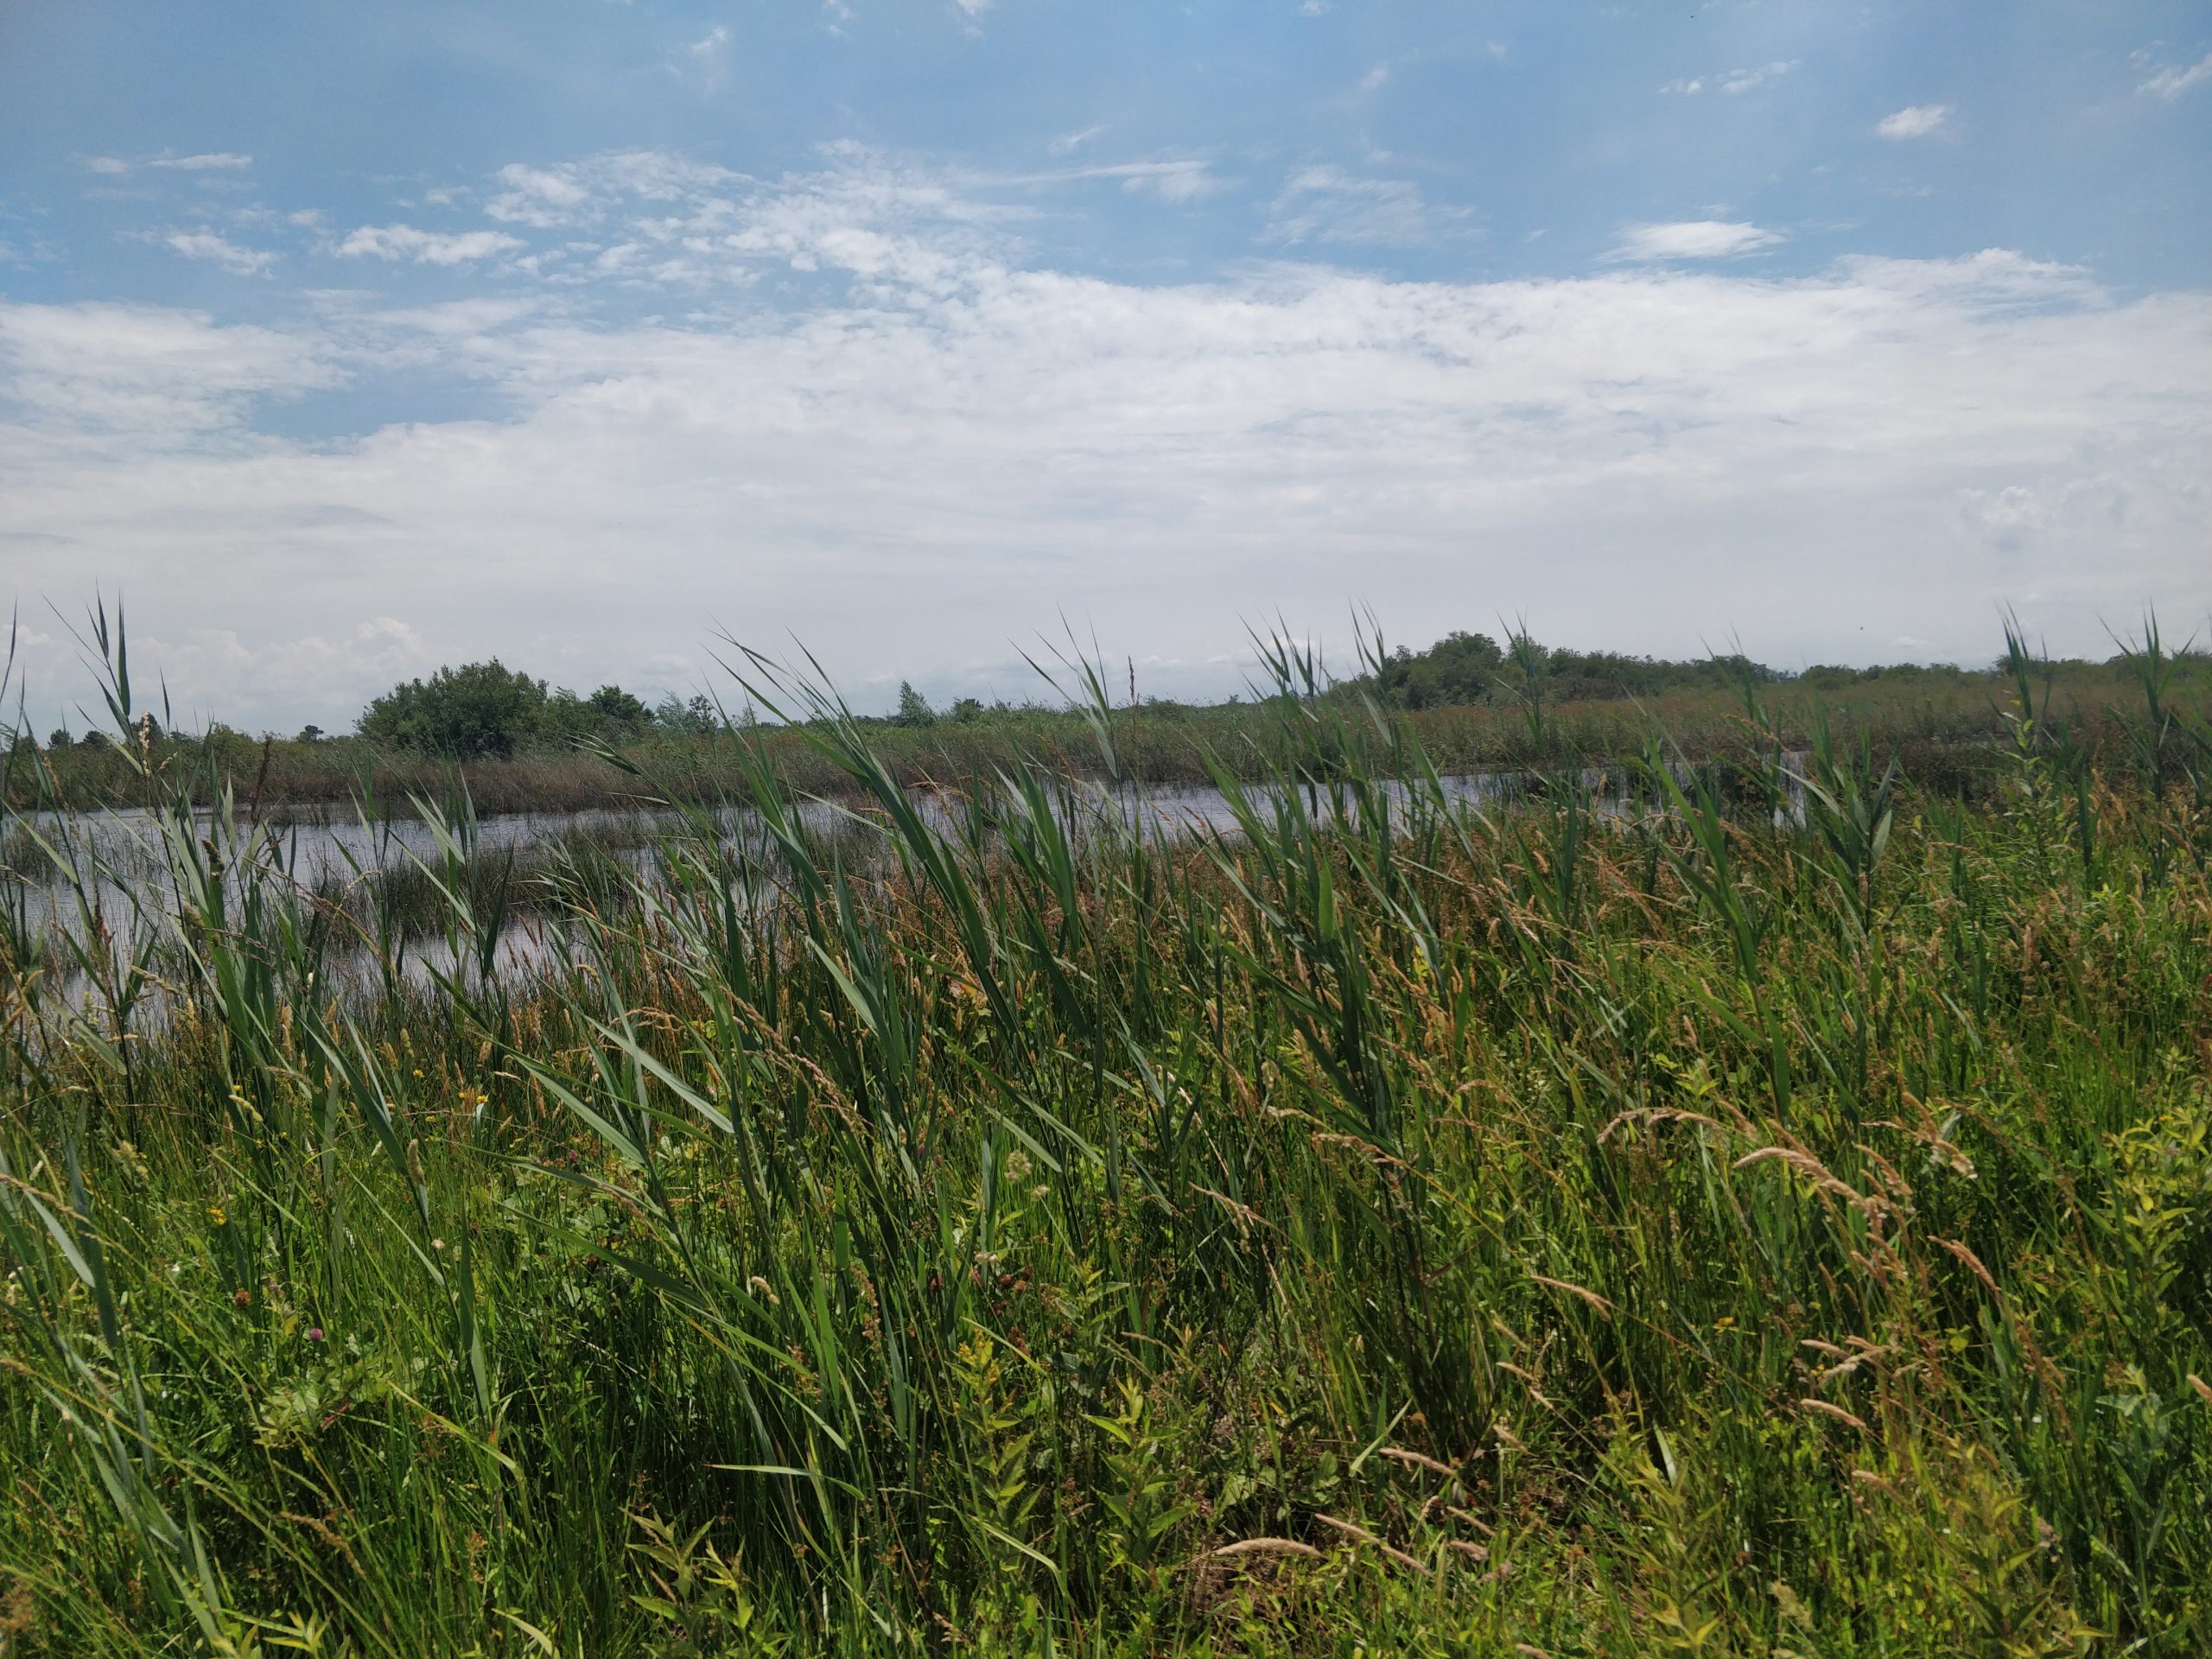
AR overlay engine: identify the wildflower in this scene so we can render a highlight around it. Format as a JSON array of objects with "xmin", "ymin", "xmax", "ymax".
[
  {"xmin": 432, "ymin": 1237, "xmax": 446, "ymax": 1252},
  {"xmin": 232, "ymin": 1287, "xmax": 251, "ymax": 1308},
  {"xmin": 306, "ymin": 1327, "xmax": 324, "ymax": 1342},
  {"xmin": 207, "ymin": 1205, "xmax": 226, "ymax": 1226}
]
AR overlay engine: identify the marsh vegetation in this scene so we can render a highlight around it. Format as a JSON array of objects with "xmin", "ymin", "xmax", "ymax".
[{"xmin": 3, "ymin": 616, "xmax": 2211, "ymax": 1655}]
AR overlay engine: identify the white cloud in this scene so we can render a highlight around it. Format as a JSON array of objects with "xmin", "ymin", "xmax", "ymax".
[
  {"xmin": 80, "ymin": 150, "xmax": 254, "ymax": 176},
  {"xmin": 162, "ymin": 231, "xmax": 276, "ymax": 276},
  {"xmin": 1068, "ymin": 160, "xmax": 1224, "ymax": 203},
  {"xmin": 1719, "ymin": 60, "xmax": 1797, "ymax": 94},
  {"xmin": 1359, "ymin": 63, "xmax": 1390, "ymax": 94},
  {"xmin": 1876, "ymin": 104, "xmax": 1950, "ymax": 139},
  {"xmin": 1050, "ymin": 124, "xmax": 1109, "ymax": 156},
  {"xmin": 1611, "ymin": 220, "xmax": 1783, "ymax": 261},
  {"xmin": 2139, "ymin": 49, "xmax": 2212, "ymax": 99},
  {"xmin": 5, "ymin": 154, "xmax": 2207, "ymax": 728},
  {"xmin": 681, "ymin": 23, "xmax": 733, "ymax": 88},
  {"xmin": 1265, "ymin": 165, "xmax": 1459, "ymax": 246},
  {"xmin": 1662, "ymin": 60, "xmax": 1796, "ymax": 96},
  {"xmin": 0, "ymin": 302, "xmax": 338, "ymax": 448},
  {"xmin": 483, "ymin": 152, "xmax": 748, "ymax": 232},
  {"xmin": 486, "ymin": 163, "xmax": 596, "ymax": 226},
  {"xmin": 105, "ymin": 619, "xmax": 430, "ymax": 738},
  {"xmin": 335, "ymin": 225, "xmax": 525, "ymax": 264}
]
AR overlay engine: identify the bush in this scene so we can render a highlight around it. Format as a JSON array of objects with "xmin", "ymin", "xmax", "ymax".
[
  {"xmin": 359, "ymin": 664, "xmax": 665, "ymax": 759},
  {"xmin": 359, "ymin": 660, "xmax": 550, "ymax": 760}
]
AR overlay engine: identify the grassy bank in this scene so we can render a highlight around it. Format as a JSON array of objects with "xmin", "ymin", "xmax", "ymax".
[
  {"xmin": 15, "ymin": 652, "xmax": 2207, "ymax": 819},
  {"xmin": 3, "ymin": 629, "xmax": 2211, "ymax": 1655}
]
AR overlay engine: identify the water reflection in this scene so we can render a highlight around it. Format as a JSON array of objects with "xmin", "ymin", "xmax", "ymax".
[{"xmin": 4, "ymin": 760, "xmax": 1803, "ymax": 1016}]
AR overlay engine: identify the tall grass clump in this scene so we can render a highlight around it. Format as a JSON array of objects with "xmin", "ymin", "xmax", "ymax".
[{"xmin": 2, "ymin": 606, "xmax": 2210, "ymax": 1656}]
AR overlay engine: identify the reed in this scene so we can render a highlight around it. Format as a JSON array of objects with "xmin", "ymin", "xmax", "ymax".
[{"xmin": 1, "ymin": 613, "xmax": 2209, "ymax": 1656}]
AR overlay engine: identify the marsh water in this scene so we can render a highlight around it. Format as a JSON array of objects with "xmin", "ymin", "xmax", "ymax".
[{"xmin": 7, "ymin": 762, "xmax": 1805, "ymax": 1014}]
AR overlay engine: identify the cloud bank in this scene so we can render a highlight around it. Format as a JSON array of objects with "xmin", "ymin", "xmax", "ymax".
[{"xmin": 3, "ymin": 151, "xmax": 2206, "ymax": 730}]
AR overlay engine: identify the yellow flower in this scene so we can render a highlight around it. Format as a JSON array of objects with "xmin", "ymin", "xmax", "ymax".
[{"xmin": 207, "ymin": 1205, "xmax": 227, "ymax": 1226}]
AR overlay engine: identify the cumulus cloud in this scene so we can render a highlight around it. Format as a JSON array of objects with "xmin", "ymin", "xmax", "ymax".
[
  {"xmin": 2138, "ymin": 49, "xmax": 2212, "ymax": 99},
  {"xmin": 1610, "ymin": 220, "xmax": 1783, "ymax": 261},
  {"xmin": 335, "ymin": 225, "xmax": 525, "ymax": 264},
  {"xmin": 1876, "ymin": 104, "xmax": 1950, "ymax": 139},
  {"xmin": 486, "ymin": 163, "xmax": 596, "ymax": 227},
  {"xmin": 4, "ymin": 153, "xmax": 2206, "ymax": 728},
  {"xmin": 162, "ymin": 231, "xmax": 276, "ymax": 276}
]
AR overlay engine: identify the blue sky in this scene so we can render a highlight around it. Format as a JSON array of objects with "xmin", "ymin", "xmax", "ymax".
[{"xmin": 3, "ymin": 1, "xmax": 2208, "ymax": 730}]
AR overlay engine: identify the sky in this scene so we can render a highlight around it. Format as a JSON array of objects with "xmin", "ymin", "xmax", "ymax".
[{"xmin": 2, "ymin": 1, "xmax": 2209, "ymax": 734}]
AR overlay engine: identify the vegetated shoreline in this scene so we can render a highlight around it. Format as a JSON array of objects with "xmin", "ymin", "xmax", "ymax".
[
  {"xmin": 12, "ymin": 661, "xmax": 2185, "ymax": 819},
  {"xmin": 4, "ymin": 617, "xmax": 2210, "ymax": 1653}
]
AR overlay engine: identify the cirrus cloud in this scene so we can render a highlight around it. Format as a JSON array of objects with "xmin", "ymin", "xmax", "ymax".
[
  {"xmin": 1610, "ymin": 220, "xmax": 1783, "ymax": 262},
  {"xmin": 335, "ymin": 225, "xmax": 525, "ymax": 264},
  {"xmin": 80, "ymin": 151, "xmax": 253, "ymax": 176},
  {"xmin": 2137, "ymin": 49, "xmax": 2212, "ymax": 100},
  {"xmin": 162, "ymin": 231, "xmax": 276, "ymax": 276}
]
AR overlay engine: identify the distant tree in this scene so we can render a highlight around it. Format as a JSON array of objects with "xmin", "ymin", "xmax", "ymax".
[
  {"xmin": 78, "ymin": 730, "xmax": 108, "ymax": 749},
  {"xmin": 949, "ymin": 696, "xmax": 984, "ymax": 723},
  {"xmin": 588, "ymin": 685, "xmax": 650, "ymax": 729},
  {"xmin": 1374, "ymin": 630, "xmax": 1504, "ymax": 709},
  {"xmin": 296, "ymin": 724, "xmax": 325, "ymax": 744},
  {"xmin": 48, "ymin": 728, "xmax": 69, "ymax": 750},
  {"xmin": 358, "ymin": 660, "xmax": 549, "ymax": 760},
  {"xmin": 653, "ymin": 692, "xmax": 722, "ymax": 736},
  {"xmin": 534, "ymin": 690, "xmax": 597, "ymax": 746},
  {"xmin": 894, "ymin": 682, "xmax": 936, "ymax": 728},
  {"xmin": 1365, "ymin": 629, "xmax": 1779, "ymax": 709}
]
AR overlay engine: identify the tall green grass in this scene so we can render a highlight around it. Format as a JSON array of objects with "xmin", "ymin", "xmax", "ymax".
[{"xmin": 2, "ymin": 612, "xmax": 2211, "ymax": 1656}]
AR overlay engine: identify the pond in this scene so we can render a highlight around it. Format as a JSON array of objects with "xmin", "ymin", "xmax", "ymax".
[{"xmin": 4, "ymin": 760, "xmax": 1802, "ymax": 1014}]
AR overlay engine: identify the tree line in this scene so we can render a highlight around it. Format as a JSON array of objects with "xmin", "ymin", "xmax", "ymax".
[
  {"xmin": 1358, "ymin": 628, "xmax": 2031, "ymax": 711},
  {"xmin": 26, "ymin": 632, "xmax": 2190, "ymax": 762}
]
